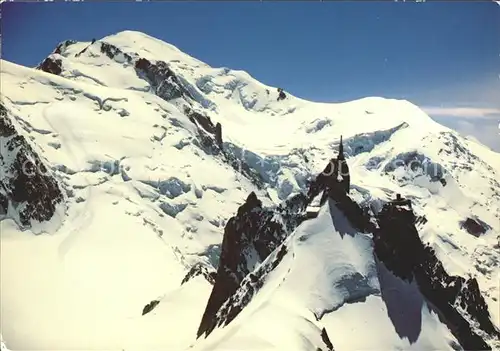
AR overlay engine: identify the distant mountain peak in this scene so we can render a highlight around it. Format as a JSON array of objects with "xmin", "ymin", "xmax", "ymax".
[{"xmin": 1, "ymin": 30, "xmax": 499, "ymax": 351}]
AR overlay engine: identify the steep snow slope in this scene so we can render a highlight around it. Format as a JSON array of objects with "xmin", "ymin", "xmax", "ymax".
[
  {"xmin": 1, "ymin": 59, "xmax": 267, "ymax": 350},
  {"xmin": 191, "ymin": 200, "xmax": 460, "ymax": 351},
  {"xmin": 1, "ymin": 30, "xmax": 499, "ymax": 350}
]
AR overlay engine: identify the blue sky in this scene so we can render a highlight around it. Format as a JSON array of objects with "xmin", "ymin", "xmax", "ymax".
[{"xmin": 2, "ymin": 1, "xmax": 499, "ymax": 150}]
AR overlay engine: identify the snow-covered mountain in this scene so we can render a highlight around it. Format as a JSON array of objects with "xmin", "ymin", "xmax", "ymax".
[{"xmin": 1, "ymin": 30, "xmax": 499, "ymax": 350}]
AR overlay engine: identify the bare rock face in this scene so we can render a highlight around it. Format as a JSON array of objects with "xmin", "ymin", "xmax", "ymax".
[
  {"xmin": 0, "ymin": 104, "xmax": 63, "ymax": 228},
  {"xmin": 374, "ymin": 200, "xmax": 499, "ymax": 350},
  {"xmin": 214, "ymin": 122, "xmax": 223, "ymax": 148},
  {"xmin": 197, "ymin": 140, "xmax": 359, "ymax": 340},
  {"xmin": 37, "ymin": 57, "xmax": 63, "ymax": 75},
  {"xmin": 277, "ymin": 87, "xmax": 287, "ymax": 101},
  {"xmin": 181, "ymin": 263, "xmax": 217, "ymax": 285},
  {"xmin": 461, "ymin": 217, "xmax": 489, "ymax": 237},
  {"xmin": 142, "ymin": 300, "xmax": 160, "ymax": 316},
  {"xmin": 197, "ymin": 191, "xmax": 309, "ymax": 338},
  {"xmin": 100, "ymin": 41, "xmax": 133, "ymax": 63},
  {"xmin": 184, "ymin": 107, "xmax": 264, "ymax": 188},
  {"xmin": 53, "ymin": 39, "xmax": 76, "ymax": 55},
  {"xmin": 321, "ymin": 327, "xmax": 335, "ymax": 351},
  {"xmin": 135, "ymin": 58, "xmax": 192, "ymax": 101},
  {"xmin": 183, "ymin": 107, "xmax": 222, "ymax": 155}
]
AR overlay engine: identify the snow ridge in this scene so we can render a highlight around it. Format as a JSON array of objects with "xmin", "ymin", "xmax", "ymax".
[
  {"xmin": 197, "ymin": 150, "xmax": 499, "ymax": 350},
  {"xmin": 197, "ymin": 191, "xmax": 309, "ymax": 338}
]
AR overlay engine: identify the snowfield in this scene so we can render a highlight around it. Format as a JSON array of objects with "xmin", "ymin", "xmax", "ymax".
[
  {"xmin": 191, "ymin": 201, "xmax": 459, "ymax": 351},
  {"xmin": 1, "ymin": 30, "xmax": 499, "ymax": 350}
]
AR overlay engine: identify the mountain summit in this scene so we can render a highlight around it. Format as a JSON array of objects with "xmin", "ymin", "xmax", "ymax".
[{"xmin": 1, "ymin": 30, "xmax": 499, "ymax": 350}]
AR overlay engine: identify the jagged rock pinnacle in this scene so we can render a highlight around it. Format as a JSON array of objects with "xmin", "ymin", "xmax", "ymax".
[{"xmin": 338, "ymin": 135, "xmax": 344, "ymax": 160}]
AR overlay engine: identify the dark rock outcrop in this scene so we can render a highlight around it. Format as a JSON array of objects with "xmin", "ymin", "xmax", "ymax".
[
  {"xmin": 215, "ymin": 122, "xmax": 223, "ymax": 148},
  {"xmin": 142, "ymin": 300, "xmax": 160, "ymax": 316},
  {"xmin": 100, "ymin": 42, "xmax": 133, "ymax": 63},
  {"xmin": 330, "ymin": 188, "xmax": 374, "ymax": 233},
  {"xmin": 75, "ymin": 42, "xmax": 93, "ymax": 57},
  {"xmin": 277, "ymin": 87, "xmax": 287, "ymax": 101},
  {"xmin": 53, "ymin": 40, "xmax": 76, "ymax": 55},
  {"xmin": 0, "ymin": 192, "xmax": 8, "ymax": 216},
  {"xmin": 211, "ymin": 244, "xmax": 289, "ymax": 333},
  {"xmin": 135, "ymin": 58, "xmax": 192, "ymax": 101},
  {"xmin": 37, "ymin": 57, "xmax": 63, "ymax": 75},
  {"xmin": 185, "ymin": 107, "xmax": 218, "ymax": 138},
  {"xmin": 415, "ymin": 215, "xmax": 428, "ymax": 227},
  {"xmin": 38, "ymin": 40, "xmax": 136, "ymax": 75},
  {"xmin": 184, "ymin": 107, "xmax": 264, "ymax": 188},
  {"xmin": 181, "ymin": 263, "xmax": 217, "ymax": 285},
  {"xmin": 374, "ymin": 200, "xmax": 421, "ymax": 282},
  {"xmin": 183, "ymin": 107, "xmax": 223, "ymax": 155},
  {"xmin": 374, "ymin": 199, "xmax": 499, "ymax": 350},
  {"xmin": 0, "ymin": 104, "xmax": 64, "ymax": 228},
  {"xmin": 460, "ymin": 217, "xmax": 488, "ymax": 237},
  {"xmin": 321, "ymin": 328, "xmax": 335, "ymax": 351},
  {"xmin": 197, "ymin": 191, "xmax": 309, "ymax": 338}
]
